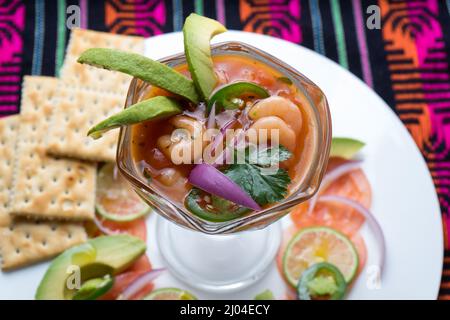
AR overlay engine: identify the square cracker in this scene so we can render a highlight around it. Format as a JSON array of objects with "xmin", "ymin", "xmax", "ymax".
[
  {"xmin": 0, "ymin": 115, "xmax": 20, "ymax": 227},
  {"xmin": 10, "ymin": 76, "xmax": 96, "ymax": 221},
  {"xmin": 46, "ymin": 84, "xmax": 124, "ymax": 162},
  {"xmin": 0, "ymin": 219, "xmax": 86, "ymax": 270},
  {"xmin": 60, "ymin": 28, "xmax": 144, "ymax": 95}
]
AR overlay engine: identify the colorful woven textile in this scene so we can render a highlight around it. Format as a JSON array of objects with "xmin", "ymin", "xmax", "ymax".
[{"xmin": 0, "ymin": 0, "xmax": 449, "ymax": 298}]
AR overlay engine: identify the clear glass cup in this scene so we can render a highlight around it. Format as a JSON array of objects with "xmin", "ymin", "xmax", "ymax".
[{"xmin": 117, "ymin": 42, "xmax": 332, "ymax": 292}]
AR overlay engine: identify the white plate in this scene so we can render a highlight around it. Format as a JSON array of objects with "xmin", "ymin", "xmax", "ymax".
[{"xmin": 0, "ymin": 31, "xmax": 443, "ymax": 300}]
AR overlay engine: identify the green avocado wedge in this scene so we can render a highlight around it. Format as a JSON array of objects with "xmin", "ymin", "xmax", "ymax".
[
  {"xmin": 77, "ymin": 48, "xmax": 200, "ymax": 103},
  {"xmin": 330, "ymin": 137, "xmax": 365, "ymax": 159},
  {"xmin": 35, "ymin": 235, "xmax": 146, "ymax": 300},
  {"xmin": 87, "ymin": 96, "xmax": 182, "ymax": 139},
  {"xmin": 183, "ymin": 13, "xmax": 227, "ymax": 101}
]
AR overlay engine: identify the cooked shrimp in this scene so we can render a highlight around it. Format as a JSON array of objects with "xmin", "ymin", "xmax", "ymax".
[
  {"xmin": 249, "ymin": 116, "xmax": 296, "ymax": 151},
  {"xmin": 248, "ymin": 96, "xmax": 302, "ymax": 134},
  {"xmin": 157, "ymin": 116, "xmax": 205, "ymax": 164}
]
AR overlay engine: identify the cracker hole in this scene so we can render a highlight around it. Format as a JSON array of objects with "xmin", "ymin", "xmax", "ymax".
[
  {"xmin": 51, "ymin": 225, "xmax": 57, "ymax": 231},
  {"xmin": 53, "ymin": 177, "xmax": 58, "ymax": 183},
  {"xmin": 15, "ymin": 248, "xmax": 20, "ymax": 254},
  {"xmin": 42, "ymin": 240, "xmax": 47, "ymax": 246},
  {"xmin": 9, "ymin": 225, "xmax": 14, "ymax": 231},
  {"xmin": 38, "ymin": 185, "xmax": 44, "ymax": 193},
  {"xmin": 25, "ymin": 233, "xmax": 31, "ymax": 239},
  {"xmin": 68, "ymin": 232, "xmax": 73, "ymax": 239},
  {"xmin": 66, "ymin": 166, "xmax": 72, "ymax": 172}
]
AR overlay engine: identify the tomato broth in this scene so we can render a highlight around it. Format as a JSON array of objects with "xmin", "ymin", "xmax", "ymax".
[{"xmin": 131, "ymin": 54, "xmax": 316, "ymax": 209}]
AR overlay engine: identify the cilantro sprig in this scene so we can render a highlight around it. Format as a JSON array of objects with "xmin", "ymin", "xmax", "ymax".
[{"xmin": 221, "ymin": 146, "xmax": 292, "ymax": 206}]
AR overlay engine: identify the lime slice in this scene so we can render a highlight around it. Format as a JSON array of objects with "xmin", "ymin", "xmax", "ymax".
[
  {"xmin": 282, "ymin": 227, "xmax": 358, "ymax": 287},
  {"xmin": 96, "ymin": 163, "xmax": 151, "ymax": 222},
  {"xmin": 144, "ymin": 288, "xmax": 197, "ymax": 300},
  {"xmin": 330, "ymin": 137, "xmax": 365, "ymax": 159}
]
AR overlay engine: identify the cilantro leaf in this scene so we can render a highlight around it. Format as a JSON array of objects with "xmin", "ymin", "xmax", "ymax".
[
  {"xmin": 223, "ymin": 164, "xmax": 290, "ymax": 206},
  {"xmin": 220, "ymin": 145, "xmax": 293, "ymax": 206},
  {"xmin": 247, "ymin": 145, "xmax": 292, "ymax": 167}
]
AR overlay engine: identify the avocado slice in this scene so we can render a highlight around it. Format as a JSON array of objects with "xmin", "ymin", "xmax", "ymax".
[
  {"xmin": 183, "ymin": 13, "xmax": 227, "ymax": 101},
  {"xmin": 35, "ymin": 235, "xmax": 146, "ymax": 300},
  {"xmin": 87, "ymin": 96, "xmax": 182, "ymax": 139},
  {"xmin": 330, "ymin": 137, "xmax": 365, "ymax": 159},
  {"xmin": 78, "ymin": 48, "xmax": 200, "ymax": 103}
]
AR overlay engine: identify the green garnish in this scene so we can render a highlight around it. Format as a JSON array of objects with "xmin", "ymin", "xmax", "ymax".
[
  {"xmin": 87, "ymin": 96, "xmax": 182, "ymax": 139},
  {"xmin": 73, "ymin": 275, "xmax": 114, "ymax": 300},
  {"xmin": 254, "ymin": 289, "xmax": 275, "ymax": 300},
  {"xmin": 183, "ymin": 13, "xmax": 227, "ymax": 100},
  {"xmin": 208, "ymin": 81, "xmax": 269, "ymax": 113},
  {"xmin": 277, "ymin": 77, "xmax": 293, "ymax": 85},
  {"xmin": 185, "ymin": 188, "xmax": 250, "ymax": 222},
  {"xmin": 330, "ymin": 137, "xmax": 365, "ymax": 159},
  {"xmin": 247, "ymin": 145, "xmax": 292, "ymax": 167},
  {"xmin": 78, "ymin": 48, "xmax": 200, "ymax": 103},
  {"xmin": 222, "ymin": 146, "xmax": 292, "ymax": 206},
  {"xmin": 297, "ymin": 262, "xmax": 347, "ymax": 300}
]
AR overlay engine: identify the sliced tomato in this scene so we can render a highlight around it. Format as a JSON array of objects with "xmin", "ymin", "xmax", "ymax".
[
  {"xmin": 291, "ymin": 157, "xmax": 371, "ymax": 237},
  {"xmin": 100, "ymin": 255, "xmax": 154, "ymax": 300},
  {"xmin": 98, "ymin": 217, "xmax": 147, "ymax": 241}
]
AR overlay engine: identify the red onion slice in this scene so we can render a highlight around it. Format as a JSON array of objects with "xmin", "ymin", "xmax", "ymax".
[
  {"xmin": 188, "ymin": 163, "xmax": 261, "ymax": 211},
  {"xmin": 308, "ymin": 160, "xmax": 362, "ymax": 215},
  {"xmin": 118, "ymin": 268, "xmax": 165, "ymax": 300},
  {"xmin": 318, "ymin": 195, "xmax": 385, "ymax": 273},
  {"xmin": 93, "ymin": 215, "xmax": 120, "ymax": 236}
]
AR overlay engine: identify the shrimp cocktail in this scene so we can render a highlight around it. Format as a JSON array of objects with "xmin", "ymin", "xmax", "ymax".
[{"xmin": 80, "ymin": 14, "xmax": 331, "ymax": 235}]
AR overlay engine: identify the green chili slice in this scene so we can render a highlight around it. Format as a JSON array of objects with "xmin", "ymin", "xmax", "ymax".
[
  {"xmin": 208, "ymin": 81, "xmax": 269, "ymax": 113},
  {"xmin": 297, "ymin": 262, "xmax": 347, "ymax": 300},
  {"xmin": 185, "ymin": 188, "xmax": 250, "ymax": 222},
  {"xmin": 73, "ymin": 275, "xmax": 114, "ymax": 300}
]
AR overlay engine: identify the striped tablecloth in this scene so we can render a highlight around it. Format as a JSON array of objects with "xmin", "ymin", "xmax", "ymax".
[{"xmin": 0, "ymin": 0, "xmax": 448, "ymax": 299}]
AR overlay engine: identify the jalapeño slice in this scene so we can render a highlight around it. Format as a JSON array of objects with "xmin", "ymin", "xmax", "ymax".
[
  {"xmin": 185, "ymin": 188, "xmax": 250, "ymax": 222},
  {"xmin": 208, "ymin": 81, "xmax": 269, "ymax": 114},
  {"xmin": 297, "ymin": 262, "xmax": 347, "ymax": 300}
]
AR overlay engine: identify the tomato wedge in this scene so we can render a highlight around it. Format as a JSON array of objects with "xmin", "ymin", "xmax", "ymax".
[
  {"xmin": 100, "ymin": 255, "xmax": 153, "ymax": 300},
  {"xmin": 96, "ymin": 217, "xmax": 147, "ymax": 242}
]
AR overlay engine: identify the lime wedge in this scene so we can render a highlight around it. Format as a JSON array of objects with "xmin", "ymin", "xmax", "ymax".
[
  {"xmin": 96, "ymin": 163, "xmax": 151, "ymax": 222},
  {"xmin": 282, "ymin": 227, "xmax": 359, "ymax": 287},
  {"xmin": 330, "ymin": 137, "xmax": 365, "ymax": 159},
  {"xmin": 144, "ymin": 288, "xmax": 197, "ymax": 300}
]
